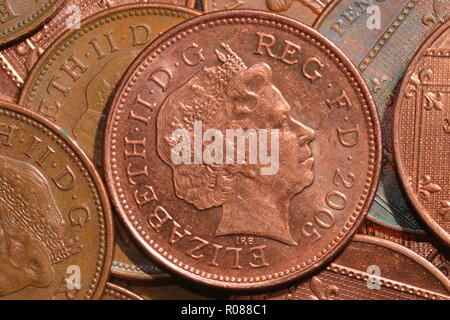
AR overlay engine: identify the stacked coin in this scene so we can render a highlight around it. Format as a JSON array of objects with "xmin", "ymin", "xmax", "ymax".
[{"xmin": 0, "ymin": 0, "xmax": 448, "ymax": 300}]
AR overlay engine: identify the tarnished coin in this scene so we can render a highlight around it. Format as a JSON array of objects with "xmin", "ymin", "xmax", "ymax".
[
  {"xmin": 0, "ymin": 0, "xmax": 197, "ymax": 89},
  {"xmin": 394, "ymin": 21, "xmax": 450, "ymax": 247},
  {"xmin": 202, "ymin": 0, "xmax": 333, "ymax": 25},
  {"xmin": 359, "ymin": 220, "xmax": 450, "ymax": 279},
  {"xmin": 0, "ymin": 0, "xmax": 64, "ymax": 46},
  {"xmin": 101, "ymin": 282, "xmax": 144, "ymax": 300},
  {"xmin": 0, "ymin": 100, "xmax": 113, "ymax": 300},
  {"xmin": 234, "ymin": 235, "xmax": 450, "ymax": 299},
  {"xmin": 104, "ymin": 10, "xmax": 381, "ymax": 289},
  {"xmin": 315, "ymin": 0, "xmax": 450, "ymax": 233},
  {"xmin": 19, "ymin": 4, "xmax": 200, "ymax": 281},
  {"xmin": 112, "ymin": 216, "xmax": 168, "ymax": 280}
]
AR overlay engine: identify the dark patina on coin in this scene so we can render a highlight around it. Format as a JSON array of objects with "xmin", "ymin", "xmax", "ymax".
[{"xmin": 104, "ymin": 10, "xmax": 381, "ymax": 289}]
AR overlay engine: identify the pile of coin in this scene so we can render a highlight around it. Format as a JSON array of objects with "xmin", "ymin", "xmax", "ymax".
[{"xmin": 0, "ymin": 0, "xmax": 447, "ymax": 300}]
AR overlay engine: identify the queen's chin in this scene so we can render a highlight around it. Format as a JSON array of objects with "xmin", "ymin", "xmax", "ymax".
[{"xmin": 293, "ymin": 157, "xmax": 314, "ymax": 193}]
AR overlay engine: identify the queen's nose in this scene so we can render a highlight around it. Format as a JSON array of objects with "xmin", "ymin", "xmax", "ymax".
[{"xmin": 289, "ymin": 116, "xmax": 315, "ymax": 145}]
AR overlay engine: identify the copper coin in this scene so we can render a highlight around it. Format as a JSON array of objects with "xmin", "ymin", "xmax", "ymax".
[
  {"xmin": 112, "ymin": 215, "xmax": 168, "ymax": 280},
  {"xmin": 0, "ymin": 0, "xmax": 64, "ymax": 47},
  {"xmin": 19, "ymin": 4, "xmax": 200, "ymax": 281},
  {"xmin": 393, "ymin": 21, "xmax": 450, "ymax": 247},
  {"xmin": 358, "ymin": 220, "xmax": 450, "ymax": 279},
  {"xmin": 0, "ymin": 54, "xmax": 20, "ymax": 101},
  {"xmin": 202, "ymin": 0, "xmax": 333, "ymax": 25},
  {"xmin": 0, "ymin": 100, "xmax": 113, "ymax": 300},
  {"xmin": 234, "ymin": 235, "xmax": 450, "ymax": 299},
  {"xmin": 0, "ymin": 0, "xmax": 196, "ymax": 89},
  {"xmin": 104, "ymin": 10, "xmax": 382, "ymax": 289},
  {"xmin": 314, "ymin": 0, "xmax": 450, "ymax": 233},
  {"xmin": 110, "ymin": 278, "xmax": 228, "ymax": 300},
  {"xmin": 101, "ymin": 282, "xmax": 144, "ymax": 300}
]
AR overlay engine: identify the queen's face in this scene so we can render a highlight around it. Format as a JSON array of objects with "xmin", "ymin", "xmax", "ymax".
[
  {"xmin": 0, "ymin": 224, "xmax": 53, "ymax": 296},
  {"xmin": 253, "ymin": 81, "xmax": 315, "ymax": 196}
]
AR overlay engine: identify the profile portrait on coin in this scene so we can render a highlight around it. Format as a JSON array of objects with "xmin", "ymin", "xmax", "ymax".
[
  {"xmin": 0, "ymin": 154, "xmax": 73, "ymax": 296},
  {"xmin": 157, "ymin": 43, "xmax": 315, "ymax": 246}
]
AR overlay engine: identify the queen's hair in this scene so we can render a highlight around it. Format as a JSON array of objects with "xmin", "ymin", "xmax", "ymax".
[
  {"xmin": 0, "ymin": 154, "xmax": 72, "ymax": 264},
  {"xmin": 157, "ymin": 43, "xmax": 273, "ymax": 210}
]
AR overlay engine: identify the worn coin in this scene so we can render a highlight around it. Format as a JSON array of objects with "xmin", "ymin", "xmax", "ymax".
[
  {"xmin": 233, "ymin": 235, "xmax": 450, "ymax": 299},
  {"xmin": 0, "ymin": 0, "xmax": 64, "ymax": 46},
  {"xmin": 202, "ymin": 0, "xmax": 333, "ymax": 25},
  {"xmin": 101, "ymin": 282, "xmax": 144, "ymax": 300},
  {"xmin": 314, "ymin": 0, "xmax": 450, "ymax": 233},
  {"xmin": 393, "ymin": 20, "xmax": 450, "ymax": 247},
  {"xmin": 104, "ymin": 10, "xmax": 382, "ymax": 289},
  {"xmin": 0, "ymin": 100, "xmax": 113, "ymax": 300},
  {"xmin": 19, "ymin": 4, "xmax": 200, "ymax": 281}
]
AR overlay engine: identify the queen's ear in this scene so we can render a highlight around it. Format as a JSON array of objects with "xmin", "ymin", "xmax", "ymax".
[
  {"xmin": 228, "ymin": 63, "xmax": 272, "ymax": 115},
  {"xmin": 266, "ymin": 0, "xmax": 293, "ymax": 12}
]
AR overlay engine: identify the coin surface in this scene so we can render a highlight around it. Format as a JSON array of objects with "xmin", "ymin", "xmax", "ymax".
[
  {"xmin": 233, "ymin": 235, "xmax": 450, "ymax": 299},
  {"xmin": 101, "ymin": 282, "xmax": 144, "ymax": 300},
  {"xmin": 394, "ymin": 21, "xmax": 450, "ymax": 247},
  {"xmin": 202, "ymin": 0, "xmax": 333, "ymax": 25},
  {"xmin": 0, "ymin": 0, "xmax": 196, "ymax": 89},
  {"xmin": 104, "ymin": 10, "xmax": 381, "ymax": 289},
  {"xmin": 0, "ymin": 100, "xmax": 113, "ymax": 300},
  {"xmin": 0, "ymin": 0, "xmax": 64, "ymax": 46},
  {"xmin": 315, "ymin": 0, "xmax": 450, "ymax": 233},
  {"xmin": 112, "ymin": 216, "xmax": 168, "ymax": 280},
  {"xmin": 19, "ymin": 4, "xmax": 200, "ymax": 281},
  {"xmin": 359, "ymin": 220, "xmax": 450, "ymax": 279}
]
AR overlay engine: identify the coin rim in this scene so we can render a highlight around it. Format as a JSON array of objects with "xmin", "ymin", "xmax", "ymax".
[
  {"xmin": 103, "ymin": 282, "xmax": 144, "ymax": 300},
  {"xmin": 0, "ymin": 99, "xmax": 114, "ymax": 300},
  {"xmin": 104, "ymin": 9, "xmax": 382, "ymax": 290},
  {"xmin": 0, "ymin": 0, "xmax": 65, "ymax": 47},
  {"xmin": 393, "ymin": 20, "xmax": 450, "ymax": 248}
]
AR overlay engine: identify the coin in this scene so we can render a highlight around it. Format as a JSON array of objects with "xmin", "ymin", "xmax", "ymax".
[
  {"xmin": 0, "ymin": 0, "xmax": 64, "ymax": 46},
  {"xmin": 112, "ymin": 215, "xmax": 169, "ymax": 280},
  {"xmin": 393, "ymin": 21, "xmax": 450, "ymax": 247},
  {"xmin": 0, "ymin": 53, "xmax": 20, "ymax": 100},
  {"xmin": 104, "ymin": 10, "xmax": 382, "ymax": 289},
  {"xmin": 359, "ymin": 220, "xmax": 450, "ymax": 279},
  {"xmin": 110, "ymin": 278, "xmax": 229, "ymax": 300},
  {"xmin": 101, "ymin": 282, "xmax": 144, "ymax": 300},
  {"xmin": 233, "ymin": 235, "xmax": 450, "ymax": 299},
  {"xmin": 19, "ymin": 4, "xmax": 200, "ymax": 281},
  {"xmin": 0, "ymin": 0, "xmax": 197, "ymax": 89},
  {"xmin": 0, "ymin": 100, "xmax": 113, "ymax": 300},
  {"xmin": 314, "ymin": 0, "xmax": 450, "ymax": 233},
  {"xmin": 202, "ymin": 0, "xmax": 333, "ymax": 25}
]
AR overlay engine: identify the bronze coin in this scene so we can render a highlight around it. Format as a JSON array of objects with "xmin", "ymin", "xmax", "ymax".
[
  {"xmin": 0, "ymin": 0, "xmax": 64, "ymax": 47},
  {"xmin": 0, "ymin": 53, "xmax": 20, "ymax": 100},
  {"xmin": 202, "ymin": 0, "xmax": 333, "ymax": 25},
  {"xmin": 0, "ymin": 100, "xmax": 113, "ymax": 300},
  {"xmin": 314, "ymin": 0, "xmax": 450, "ymax": 233},
  {"xmin": 233, "ymin": 235, "xmax": 450, "ymax": 299},
  {"xmin": 101, "ymin": 282, "xmax": 144, "ymax": 300},
  {"xmin": 0, "ymin": 0, "xmax": 196, "ymax": 89},
  {"xmin": 393, "ymin": 20, "xmax": 450, "ymax": 247},
  {"xmin": 104, "ymin": 10, "xmax": 382, "ymax": 289},
  {"xmin": 358, "ymin": 220, "xmax": 450, "ymax": 279},
  {"xmin": 18, "ymin": 4, "xmax": 200, "ymax": 281},
  {"xmin": 110, "ymin": 278, "xmax": 228, "ymax": 300},
  {"xmin": 112, "ymin": 215, "xmax": 169, "ymax": 280}
]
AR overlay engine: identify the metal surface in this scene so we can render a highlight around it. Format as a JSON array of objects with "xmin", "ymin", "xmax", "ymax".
[
  {"xmin": 202, "ymin": 0, "xmax": 333, "ymax": 25},
  {"xmin": 315, "ymin": 0, "xmax": 450, "ymax": 233},
  {"xmin": 233, "ymin": 235, "xmax": 450, "ymax": 299},
  {"xmin": 101, "ymin": 282, "xmax": 144, "ymax": 300},
  {"xmin": 393, "ymin": 20, "xmax": 450, "ymax": 247},
  {"xmin": 104, "ymin": 9, "xmax": 382, "ymax": 289},
  {"xmin": 0, "ymin": 100, "xmax": 113, "ymax": 300}
]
